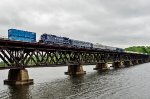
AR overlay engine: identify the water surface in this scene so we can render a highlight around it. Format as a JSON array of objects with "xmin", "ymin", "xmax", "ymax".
[{"xmin": 0, "ymin": 63, "xmax": 150, "ymax": 99}]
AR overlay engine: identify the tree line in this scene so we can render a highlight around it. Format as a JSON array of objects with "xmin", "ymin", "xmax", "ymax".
[{"xmin": 125, "ymin": 46, "xmax": 150, "ymax": 54}]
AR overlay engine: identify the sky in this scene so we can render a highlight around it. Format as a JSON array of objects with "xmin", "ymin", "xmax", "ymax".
[{"xmin": 0, "ymin": 0, "xmax": 150, "ymax": 48}]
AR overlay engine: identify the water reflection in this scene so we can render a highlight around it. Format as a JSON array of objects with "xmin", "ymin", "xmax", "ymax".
[{"xmin": 7, "ymin": 85, "xmax": 31, "ymax": 99}]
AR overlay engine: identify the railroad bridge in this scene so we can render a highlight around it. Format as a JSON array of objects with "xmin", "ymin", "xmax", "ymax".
[{"xmin": 0, "ymin": 39, "xmax": 149, "ymax": 85}]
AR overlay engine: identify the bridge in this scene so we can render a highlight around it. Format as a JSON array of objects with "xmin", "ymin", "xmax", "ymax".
[{"xmin": 0, "ymin": 39, "xmax": 149, "ymax": 85}]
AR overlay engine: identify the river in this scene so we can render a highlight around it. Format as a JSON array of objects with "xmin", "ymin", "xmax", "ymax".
[{"xmin": 0, "ymin": 63, "xmax": 150, "ymax": 99}]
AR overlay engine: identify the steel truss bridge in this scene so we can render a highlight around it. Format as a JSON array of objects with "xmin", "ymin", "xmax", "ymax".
[
  {"xmin": 0, "ymin": 39, "xmax": 149, "ymax": 68},
  {"xmin": 0, "ymin": 39, "xmax": 149, "ymax": 85}
]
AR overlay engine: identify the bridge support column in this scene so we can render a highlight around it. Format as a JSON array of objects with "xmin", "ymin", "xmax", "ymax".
[
  {"xmin": 143, "ymin": 59, "xmax": 148, "ymax": 63},
  {"xmin": 65, "ymin": 65, "xmax": 86, "ymax": 75},
  {"xmin": 124, "ymin": 60, "xmax": 133, "ymax": 67},
  {"xmin": 4, "ymin": 68, "xmax": 33, "ymax": 85},
  {"xmin": 145, "ymin": 60, "xmax": 149, "ymax": 63},
  {"xmin": 132, "ymin": 60, "xmax": 139, "ymax": 65},
  {"xmin": 138, "ymin": 60, "xmax": 143, "ymax": 64},
  {"xmin": 112, "ymin": 61, "xmax": 124, "ymax": 68},
  {"xmin": 93, "ymin": 62, "xmax": 108, "ymax": 70}
]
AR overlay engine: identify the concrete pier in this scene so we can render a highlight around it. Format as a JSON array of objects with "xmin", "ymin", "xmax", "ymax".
[
  {"xmin": 4, "ymin": 68, "xmax": 33, "ymax": 85},
  {"xmin": 65, "ymin": 65, "xmax": 86, "ymax": 75},
  {"xmin": 93, "ymin": 62, "xmax": 108, "ymax": 70},
  {"xmin": 132, "ymin": 60, "xmax": 139, "ymax": 65},
  {"xmin": 142, "ymin": 59, "xmax": 149, "ymax": 63},
  {"xmin": 146, "ymin": 60, "xmax": 150, "ymax": 63},
  {"xmin": 138, "ymin": 60, "xmax": 143, "ymax": 64},
  {"xmin": 124, "ymin": 61, "xmax": 133, "ymax": 67},
  {"xmin": 112, "ymin": 61, "xmax": 124, "ymax": 68}
]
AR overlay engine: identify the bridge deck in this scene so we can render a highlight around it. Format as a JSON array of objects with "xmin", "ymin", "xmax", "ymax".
[{"xmin": 0, "ymin": 39, "xmax": 149, "ymax": 69}]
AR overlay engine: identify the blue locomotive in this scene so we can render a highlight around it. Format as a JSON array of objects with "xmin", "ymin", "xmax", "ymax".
[
  {"xmin": 40, "ymin": 33, "xmax": 93, "ymax": 49},
  {"xmin": 40, "ymin": 33, "xmax": 70, "ymax": 46}
]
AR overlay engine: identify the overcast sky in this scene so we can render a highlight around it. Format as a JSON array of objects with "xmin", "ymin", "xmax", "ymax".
[{"xmin": 0, "ymin": 0, "xmax": 150, "ymax": 48}]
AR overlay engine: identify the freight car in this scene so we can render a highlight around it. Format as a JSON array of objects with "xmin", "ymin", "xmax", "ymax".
[
  {"xmin": 105, "ymin": 46, "xmax": 118, "ymax": 51},
  {"xmin": 70, "ymin": 39, "xmax": 92, "ymax": 49},
  {"xmin": 8, "ymin": 29, "xmax": 36, "ymax": 42},
  {"xmin": 93, "ymin": 43, "xmax": 107, "ymax": 50},
  {"xmin": 93, "ymin": 43, "xmax": 124, "ymax": 52},
  {"xmin": 116, "ymin": 48, "xmax": 124, "ymax": 52}
]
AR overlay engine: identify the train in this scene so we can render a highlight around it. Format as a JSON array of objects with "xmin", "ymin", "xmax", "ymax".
[{"xmin": 5, "ymin": 29, "xmax": 124, "ymax": 52}]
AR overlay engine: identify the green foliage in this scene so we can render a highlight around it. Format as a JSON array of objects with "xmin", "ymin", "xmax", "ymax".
[
  {"xmin": 0, "ymin": 61, "xmax": 5, "ymax": 67},
  {"xmin": 125, "ymin": 46, "xmax": 150, "ymax": 54}
]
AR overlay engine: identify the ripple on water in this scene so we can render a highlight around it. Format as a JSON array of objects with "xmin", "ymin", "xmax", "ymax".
[{"xmin": 0, "ymin": 64, "xmax": 150, "ymax": 99}]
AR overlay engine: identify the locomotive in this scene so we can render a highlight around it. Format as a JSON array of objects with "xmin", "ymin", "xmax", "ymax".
[{"xmin": 40, "ymin": 33, "xmax": 93, "ymax": 49}]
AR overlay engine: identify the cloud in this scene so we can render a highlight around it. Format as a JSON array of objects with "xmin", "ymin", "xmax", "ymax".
[{"xmin": 0, "ymin": 0, "xmax": 150, "ymax": 48}]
